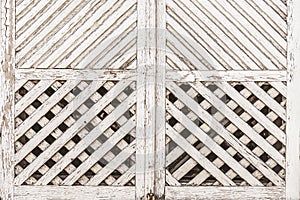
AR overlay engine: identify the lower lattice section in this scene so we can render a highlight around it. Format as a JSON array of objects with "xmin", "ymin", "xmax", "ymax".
[
  {"xmin": 166, "ymin": 81, "xmax": 286, "ymax": 186},
  {"xmin": 14, "ymin": 80, "xmax": 136, "ymax": 186}
]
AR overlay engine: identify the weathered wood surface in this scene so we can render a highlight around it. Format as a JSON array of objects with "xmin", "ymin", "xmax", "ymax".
[
  {"xmin": 165, "ymin": 186, "xmax": 285, "ymax": 200},
  {"xmin": 286, "ymin": 0, "xmax": 300, "ymax": 199},
  {"xmin": 0, "ymin": 0, "xmax": 15, "ymax": 199},
  {"xmin": 14, "ymin": 186, "xmax": 135, "ymax": 200}
]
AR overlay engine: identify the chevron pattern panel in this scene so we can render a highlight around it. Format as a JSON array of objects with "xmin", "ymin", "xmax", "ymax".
[
  {"xmin": 166, "ymin": 0, "xmax": 287, "ymax": 70},
  {"xmin": 14, "ymin": 80, "xmax": 136, "ymax": 186},
  {"xmin": 16, "ymin": 0, "xmax": 137, "ymax": 69}
]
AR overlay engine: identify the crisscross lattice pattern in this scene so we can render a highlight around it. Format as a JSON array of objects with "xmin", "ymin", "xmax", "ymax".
[
  {"xmin": 166, "ymin": 81, "xmax": 286, "ymax": 186},
  {"xmin": 14, "ymin": 80, "xmax": 136, "ymax": 186}
]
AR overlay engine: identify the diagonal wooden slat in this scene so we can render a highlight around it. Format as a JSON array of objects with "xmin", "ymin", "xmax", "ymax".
[
  {"xmin": 166, "ymin": 100, "xmax": 262, "ymax": 186},
  {"xmin": 15, "ymin": 80, "xmax": 55, "ymax": 116},
  {"xmin": 166, "ymin": 170, "xmax": 181, "ymax": 186},
  {"xmin": 55, "ymin": 6, "xmax": 137, "ymax": 69},
  {"xmin": 61, "ymin": 97, "xmax": 136, "ymax": 185},
  {"xmin": 242, "ymin": 82, "xmax": 286, "ymax": 120},
  {"xmin": 16, "ymin": 0, "xmax": 101, "ymax": 61},
  {"xmin": 15, "ymin": 80, "xmax": 81, "ymax": 141},
  {"xmin": 174, "ymin": 0, "xmax": 261, "ymax": 70},
  {"xmin": 112, "ymin": 165, "xmax": 135, "ymax": 186},
  {"xmin": 191, "ymin": 82, "xmax": 285, "ymax": 167},
  {"xmin": 14, "ymin": 83, "xmax": 136, "ymax": 185},
  {"xmin": 166, "ymin": 124, "xmax": 235, "ymax": 186},
  {"xmin": 166, "ymin": 81, "xmax": 285, "ymax": 185},
  {"xmin": 73, "ymin": 22, "xmax": 137, "ymax": 69},
  {"xmin": 216, "ymin": 82, "xmax": 286, "ymax": 144},
  {"xmin": 86, "ymin": 141, "xmax": 135, "ymax": 185},
  {"xmin": 35, "ymin": 116, "xmax": 135, "ymax": 185}
]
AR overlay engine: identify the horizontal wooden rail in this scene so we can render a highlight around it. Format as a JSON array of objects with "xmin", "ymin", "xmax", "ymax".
[{"xmin": 15, "ymin": 69, "xmax": 287, "ymax": 82}]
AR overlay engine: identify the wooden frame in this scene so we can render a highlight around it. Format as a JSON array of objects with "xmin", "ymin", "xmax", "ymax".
[
  {"xmin": 286, "ymin": 0, "xmax": 300, "ymax": 199},
  {"xmin": 0, "ymin": 0, "xmax": 15, "ymax": 199},
  {"xmin": 1, "ymin": 0, "xmax": 299, "ymax": 199}
]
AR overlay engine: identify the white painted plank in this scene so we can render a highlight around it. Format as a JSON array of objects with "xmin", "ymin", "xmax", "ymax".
[
  {"xmin": 136, "ymin": 0, "xmax": 156, "ymax": 198},
  {"xmin": 166, "ymin": 70, "xmax": 287, "ymax": 82},
  {"xmin": 14, "ymin": 186, "xmax": 135, "ymax": 200},
  {"xmin": 165, "ymin": 186, "xmax": 285, "ymax": 200},
  {"xmin": 15, "ymin": 69, "xmax": 137, "ymax": 80},
  {"xmin": 155, "ymin": 0, "xmax": 166, "ymax": 197},
  {"xmin": 286, "ymin": 0, "xmax": 300, "ymax": 199},
  {"xmin": 0, "ymin": 0, "xmax": 15, "ymax": 199}
]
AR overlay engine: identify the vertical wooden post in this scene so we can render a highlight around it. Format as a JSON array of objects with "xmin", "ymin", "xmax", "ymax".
[
  {"xmin": 136, "ymin": 0, "xmax": 166, "ymax": 199},
  {"xmin": 0, "ymin": 0, "xmax": 15, "ymax": 200},
  {"xmin": 136, "ymin": 0, "xmax": 157, "ymax": 199},
  {"xmin": 286, "ymin": 0, "xmax": 300, "ymax": 199},
  {"xmin": 155, "ymin": 0, "xmax": 166, "ymax": 199}
]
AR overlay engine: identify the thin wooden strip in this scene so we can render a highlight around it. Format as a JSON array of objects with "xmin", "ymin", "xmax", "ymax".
[
  {"xmin": 167, "ymin": 26, "xmax": 209, "ymax": 70},
  {"xmin": 62, "ymin": 108, "xmax": 136, "ymax": 186},
  {"xmin": 15, "ymin": 80, "xmax": 55, "ymax": 116},
  {"xmin": 178, "ymin": 0, "xmax": 260, "ymax": 70},
  {"xmin": 16, "ymin": 0, "xmax": 33, "ymax": 16},
  {"xmin": 36, "ymin": 0, "xmax": 136, "ymax": 69},
  {"xmin": 248, "ymin": 0, "xmax": 287, "ymax": 33},
  {"xmin": 93, "ymin": 35, "xmax": 137, "ymax": 70},
  {"xmin": 14, "ymin": 79, "xmax": 28, "ymax": 92},
  {"xmin": 286, "ymin": 0, "xmax": 300, "ymax": 199},
  {"xmin": 16, "ymin": 0, "xmax": 101, "ymax": 61},
  {"xmin": 14, "ymin": 186, "xmax": 135, "ymax": 200},
  {"xmin": 166, "ymin": 123, "xmax": 235, "ymax": 186},
  {"xmin": 57, "ymin": 7, "xmax": 137, "ymax": 69},
  {"xmin": 16, "ymin": 0, "xmax": 50, "ymax": 31},
  {"xmin": 166, "ymin": 170, "xmax": 181, "ymax": 186},
  {"xmin": 155, "ymin": 0, "xmax": 166, "ymax": 197},
  {"xmin": 165, "ymin": 186, "xmax": 285, "ymax": 200},
  {"xmin": 242, "ymin": 82, "xmax": 286, "ymax": 120},
  {"xmin": 15, "ymin": 69, "xmax": 137, "ymax": 80},
  {"xmin": 14, "ymin": 81, "xmax": 134, "ymax": 185},
  {"xmin": 203, "ymin": 0, "xmax": 283, "ymax": 70},
  {"xmin": 19, "ymin": 0, "xmax": 122, "ymax": 68},
  {"xmin": 166, "ymin": 70, "xmax": 287, "ymax": 82},
  {"xmin": 16, "ymin": 0, "xmax": 74, "ymax": 48},
  {"xmin": 74, "ymin": 22, "xmax": 137, "ymax": 69},
  {"xmin": 167, "ymin": 1, "xmax": 240, "ymax": 70},
  {"xmin": 113, "ymin": 165, "xmax": 135, "ymax": 186},
  {"xmin": 36, "ymin": 117, "xmax": 135, "ymax": 185},
  {"xmin": 167, "ymin": 82, "xmax": 285, "ymax": 185},
  {"xmin": 14, "ymin": 80, "xmax": 81, "ymax": 141},
  {"xmin": 87, "ymin": 141, "xmax": 135, "ymax": 185},
  {"xmin": 0, "ymin": 0, "xmax": 15, "ymax": 199},
  {"xmin": 191, "ymin": 82, "xmax": 285, "ymax": 167},
  {"xmin": 226, "ymin": 0, "xmax": 286, "ymax": 54},
  {"xmin": 270, "ymin": 82, "xmax": 287, "ymax": 98},
  {"xmin": 166, "ymin": 102, "xmax": 262, "ymax": 186},
  {"xmin": 216, "ymin": 82, "xmax": 286, "ymax": 144}
]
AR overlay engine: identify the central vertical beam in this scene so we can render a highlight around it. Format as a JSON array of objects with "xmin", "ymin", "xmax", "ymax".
[
  {"xmin": 136, "ymin": 0, "xmax": 166, "ymax": 199},
  {"xmin": 136, "ymin": 0, "xmax": 157, "ymax": 199},
  {"xmin": 286, "ymin": 0, "xmax": 300, "ymax": 199},
  {"xmin": 0, "ymin": 0, "xmax": 15, "ymax": 199}
]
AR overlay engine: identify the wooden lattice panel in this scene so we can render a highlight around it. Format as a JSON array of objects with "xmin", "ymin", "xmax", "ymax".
[
  {"xmin": 166, "ymin": 0, "xmax": 287, "ymax": 70},
  {"xmin": 166, "ymin": 81, "xmax": 286, "ymax": 186},
  {"xmin": 16, "ymin": 0, "xmax": 137, "ymax": 69},
  {"xmin": 14, "ymin": 80, "xmax": 136, "ymax": 186}
]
